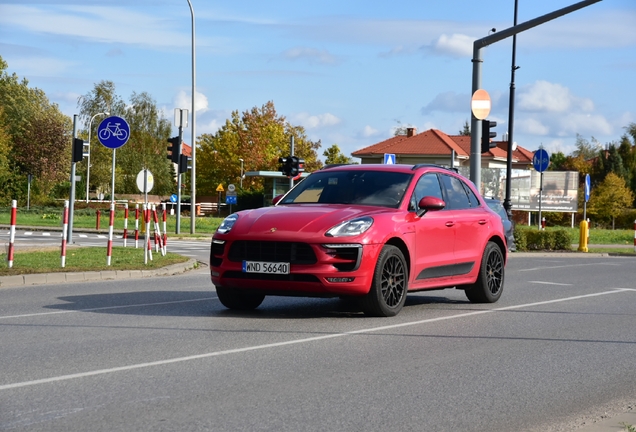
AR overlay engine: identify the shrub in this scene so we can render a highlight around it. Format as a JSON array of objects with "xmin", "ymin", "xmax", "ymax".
[{"xmin": 514, "ymin": 227, "xmax": 571, "ymax": 251}]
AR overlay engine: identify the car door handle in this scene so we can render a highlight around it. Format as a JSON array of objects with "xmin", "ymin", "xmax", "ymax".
[
  {"xmin": 445, "ymin": 221, "xmax": 455, "ymax": 227},
  {"xmin": 478, "ymin": 219, "xmax": 487, "ymax": 225}
]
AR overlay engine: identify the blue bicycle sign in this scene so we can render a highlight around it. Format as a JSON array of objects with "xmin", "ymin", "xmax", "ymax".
[{"xmin": 97, "ymin": 116, "xmax": 130, "ymax": 149}]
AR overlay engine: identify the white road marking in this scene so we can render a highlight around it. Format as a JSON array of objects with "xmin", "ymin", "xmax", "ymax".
[
  {"xmin": 0, "ymin": 289, "xmax": 632, "ymax": 392},
  {"xmin": 528, "ymin": 281, "xmax": 573, "ymax": 286},
  {"xmin": 519, "ymin": 262, "xmax": 620, "ymax": 272}
]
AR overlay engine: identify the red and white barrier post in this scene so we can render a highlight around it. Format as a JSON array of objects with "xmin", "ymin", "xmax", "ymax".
[
  {"xmin": 61, "ymin": 200, "xmax": 69, "ymax": 267},
  {"xmin": 152, "ymin": 205, "xmax": 160, "ymax": 253},
  {"xmin": 162, "ymin": 202, "xmax": 167, "ymax": 252},
  {"xmin": 123, "ymin": 203, "xmax": 129, "ymax": 248},
  {"xmin": 633, "ymin": 220, "xmax": 636, "ymax": 253},
  {"xmin": 135, "ymin": 204, "xmax": 140, "ymax": 249},
  {"xmin": 7, "ymin": 200, "xmax": 17, "ymax": 268},
  {"xmin": 152, "ymin": 205, "xmax": 165, "ymax": 256},
  {"xmin": 144, "ymin": 204, "xmax": 152, "ymax": 263},
  {"xmin": 106, "ymin": 202, "xmax": 115, "ymax": 266},
  {"xmin": 541, "ymin": 217, "xmax": 546, "ymax": 230}
]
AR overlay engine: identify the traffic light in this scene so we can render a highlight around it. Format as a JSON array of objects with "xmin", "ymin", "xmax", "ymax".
[
  {"xmin": 72, "ymin": 138, "xmax": 88, "ymax": 163},
  {"xmin": 178, "ymin": 154, "xmax": 191, "ymax": 174},
  {"xmin": 278, "ymin": 156, "xmax": 292, "ymax": 176},
  {"xmin": 481, "ymin": 119, "xmax": 497, "ymax": 153},
  {"xmin": 167, "ymin": 136, "xmax": 180, "ymax": 163}
]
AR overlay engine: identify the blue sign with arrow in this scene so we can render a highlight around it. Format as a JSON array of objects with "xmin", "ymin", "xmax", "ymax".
[
  {"xmin": 532, "ymin": 148, "xmax": 550, "ymax": 172},
  {"xmin": 170, "ymin": 194, "xmax": 178, "ymax": 203},
  {"xmin": 97, "ymin": 116, "xmax": 130, "ymax": 149},
  {"xmin": 584, "ymin": 174, "xmax": 591, "ymax": 202}
]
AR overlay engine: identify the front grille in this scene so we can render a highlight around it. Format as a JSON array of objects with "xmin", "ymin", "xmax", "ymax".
[
  {"xmin": 228, "ymin": 241, "xmax": 317, "ymax": 265},
  {"xmin": 223, "ymin": 271, "xmax": 320, "ymax": 283}
]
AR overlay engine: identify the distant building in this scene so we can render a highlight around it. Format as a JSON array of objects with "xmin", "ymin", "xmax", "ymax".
[{"xmin": 351, "ymin": 127, "xmax": 534, "ymax": 170}]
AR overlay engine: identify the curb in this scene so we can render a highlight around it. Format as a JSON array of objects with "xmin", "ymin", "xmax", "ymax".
[{"xmin": 0, "ymin": 258, "xmax": 200, "ymax": 289}]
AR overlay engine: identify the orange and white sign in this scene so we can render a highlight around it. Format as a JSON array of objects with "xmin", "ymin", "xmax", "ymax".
[{"xmin": 471, "ymin": 89, "xmax": 491, "ymax": 120}]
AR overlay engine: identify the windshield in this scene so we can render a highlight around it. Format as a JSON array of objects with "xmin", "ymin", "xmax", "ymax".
[{"xmin": 280, "ymin": 170, "xmax": 412, "ymax": 208}]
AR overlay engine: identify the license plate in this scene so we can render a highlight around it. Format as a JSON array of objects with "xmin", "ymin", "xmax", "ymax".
[{"xmin": 242, "ymin": 261, "xmax": 290, "ymax": 274}]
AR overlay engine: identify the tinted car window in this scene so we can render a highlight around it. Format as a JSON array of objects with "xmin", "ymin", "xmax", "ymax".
[
  {"xmin": 281, "ymin": 170, "xmax": 412, "ymax": 208},
  {"xmin": 410, "ymin": 173, "xmax": 443, "ymax": 211},
  {"xmin": 440, "ymin": 174, "xmax": 471, "ymax": 210}
]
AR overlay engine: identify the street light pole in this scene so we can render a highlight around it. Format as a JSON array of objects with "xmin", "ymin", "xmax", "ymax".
[
  {"xmin": 504, "ymin": 0, "xmax": 519, "ymax": 218},
  {"xmin": 187, "ymin": 0, "xmax": 197, "ymax": 233},
  {"xmin": 239, "ymin": 158, "xmax": 244, "ymax": 188},
  {"xmin": 86, "ymin": 112, "xmax": 109, "ymax": 202}
]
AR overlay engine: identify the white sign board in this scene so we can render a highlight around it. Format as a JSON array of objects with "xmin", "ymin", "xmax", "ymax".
[{"xmin": 136, "ymin": 169, "xmax": 154, "ymax": 193}]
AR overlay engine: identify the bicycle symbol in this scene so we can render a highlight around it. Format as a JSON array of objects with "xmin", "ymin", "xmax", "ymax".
[{"xmin": 98, "ymin": 122, "xmax": 129, "ymax": 142}]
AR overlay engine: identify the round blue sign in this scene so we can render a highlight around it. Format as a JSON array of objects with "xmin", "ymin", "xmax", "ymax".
[
  {"xmin": 97, "ymin": 116, "xmax": 130, "ymax": 149},
  {"xmin": 532, "ymin": 148, "xmax": 550, "ymax": 172},
  {"xmin": 170, "ymin": 194, "xmax": 178, "ymax": 203},
  {"xmin": 584, "ymin": 174, "xmax": 591, "ymax": 202}
]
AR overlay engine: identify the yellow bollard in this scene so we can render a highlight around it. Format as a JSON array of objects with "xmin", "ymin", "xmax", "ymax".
[{"xmin": 578, "ymin": 220, "xmax": 588, "ymax": 252}]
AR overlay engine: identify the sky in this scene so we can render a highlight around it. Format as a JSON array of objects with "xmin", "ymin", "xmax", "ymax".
[{"xmin": 1, "ymin": 0, "xmax": 635, "ymax": 162}]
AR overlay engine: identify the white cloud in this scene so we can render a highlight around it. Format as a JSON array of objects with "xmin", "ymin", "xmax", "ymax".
[
  {"xmin": 0, "ymin": 5, "xmax": 190, "ymax": 49},
  {"xmin": 517, "ymin": 118, "xmax": 550, "ymax": 136},
  {"xmin": 174, "ymin": 90, "xmax": 209, "ymax": 114},
  {"xmin": 421, "ymin": 91, "xmax": 468, "ymax": 114},
  {"xmin": 282, "ymin": 47, "xmax": 340, "ymax": 65},
  {"xmin": 7, "ymin": 56, "xmax": 74, "ymax": 76},
  {"xmin": 431, "ymin": 34, "xmax": 473, "ymax": 58},
  {"xmin": 362, "ymin": 125, "xmax": 379, "ymax": 137},
  {"xmin": 517, "ymin": 81, "xmax": 594, "ymax": 113},
  {"xmin": 292, "ymin": 112, "xmax": 341, "ymax": 129}
]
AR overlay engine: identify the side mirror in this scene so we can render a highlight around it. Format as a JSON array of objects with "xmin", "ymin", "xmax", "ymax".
[
  {"xmin": 417, "ymin": 196, "xmax": 445, "ymax": 217},
  {"xmin": 272, "ymin": 195, "xmax": 284, "ymax": 205}
]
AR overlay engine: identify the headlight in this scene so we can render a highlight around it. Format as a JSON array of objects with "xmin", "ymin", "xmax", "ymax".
[
  {"xmin": 217, "ymin": 213, "xmax": 239, "ymax": 234},
  {"xmin": 326, "ymin": 217, "xmax": 373, "ymax": 237}
]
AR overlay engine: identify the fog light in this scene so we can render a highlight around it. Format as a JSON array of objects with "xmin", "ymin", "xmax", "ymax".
[
  {"xmin": 326, "ymin": 277, "xmax": 354, "ymax": 283},
  {"xmin": 211, "ymin": 270, "xmax": 220, "ymax": 277}
]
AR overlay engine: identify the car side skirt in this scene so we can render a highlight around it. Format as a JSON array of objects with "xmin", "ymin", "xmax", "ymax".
[{"xmin": 415, "ymin": 262, "xmax": 475, "ymax": 280}]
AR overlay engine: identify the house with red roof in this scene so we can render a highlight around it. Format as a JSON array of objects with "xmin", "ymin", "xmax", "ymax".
[{"xmin": 351, "ymin": 127, "xmax": 534, "ymax": 169}]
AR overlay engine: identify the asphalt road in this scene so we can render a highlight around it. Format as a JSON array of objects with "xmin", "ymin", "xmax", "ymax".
[{"xmin": 1, "ymin": 254, "xmax": 635, "ymax": 431}]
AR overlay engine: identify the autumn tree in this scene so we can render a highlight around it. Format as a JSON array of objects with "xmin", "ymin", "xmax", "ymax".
[
  {"xmin": 197, "ymin": 101, "xmax": 321, "ymax": 195},
  {"xmin": 587, "ymin": 172, "xmax": 633, "ymax": 229}
]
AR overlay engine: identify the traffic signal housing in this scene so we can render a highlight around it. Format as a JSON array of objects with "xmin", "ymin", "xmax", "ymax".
[
  {"xmin": 72, "ymin": 138, "xmax": 88, "ymax": 163},
  {"xmin": 167, "ymin": 136, "xmax": 180, "ymax": 163},
  {"xmin": 178, "ymin": 154, "xmax": 191, "ymax": 174},
  {"xmin": 481, "ymin": 120, "xmax": 497, "ymax": 153},
  {"xmin": 289, "ymin": 156, "xmax": 305, "ymax": 177},
  {"xmin": 278, "ymin": 156, "xmax": 292, "ymax": 177}
]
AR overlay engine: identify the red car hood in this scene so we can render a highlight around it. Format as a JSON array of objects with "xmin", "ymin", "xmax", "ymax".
[{"xmin": 228, "ymin": 204, "xmax": 391, "ymax": 237}]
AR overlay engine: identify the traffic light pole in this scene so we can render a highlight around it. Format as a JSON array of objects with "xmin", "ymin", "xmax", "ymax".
[
  {"xmin": 67, "ymin": 115, "xmax": 79, "ymax": 244},
  {"xmin": 176, "ymin": 120, "xmax": 183, "ymax": 234},
  {"xmin": 289, "ymin": 135, "xmax": 294, "ymax": 189},
  {"xmin": 469, "ymin": 0, "xmax": 602, "ymax": 193}
]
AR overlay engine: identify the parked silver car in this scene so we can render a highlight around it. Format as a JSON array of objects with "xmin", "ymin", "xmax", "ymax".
[{"xmin": 485, "ymin": 198, "xmax": 516, "ymax": 252}]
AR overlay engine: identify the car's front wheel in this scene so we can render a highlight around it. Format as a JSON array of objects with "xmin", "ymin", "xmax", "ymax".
[
  {"xmin": 464, "ymin": 241, "xmax": 504, "ymax": 303},
  {"xmin": 362, "ymin": 245, "xmax": 408, "ymax": 317},
  {"xmin": 216, "ymin": 286, "xmax": 265, "ymax": 310}
]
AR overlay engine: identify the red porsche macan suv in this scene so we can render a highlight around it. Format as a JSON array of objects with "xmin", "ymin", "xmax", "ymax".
[{"xmin": 210, "ymin": 164, "xmax": 507, "ymax": 317}]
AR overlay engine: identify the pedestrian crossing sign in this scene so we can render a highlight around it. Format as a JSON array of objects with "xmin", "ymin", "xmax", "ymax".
[{"xmin": 384, "ymin": 153, "xmax": 395, "ymax": 164}]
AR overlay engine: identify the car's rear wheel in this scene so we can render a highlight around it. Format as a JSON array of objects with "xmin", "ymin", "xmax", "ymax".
[
  {"xmin": 464, "ymin": 241, "xmax": 504, "ymax": 303},
  {"xmin": 362, "ymin": 245, "xmax": 408, "ymax": 317},
  {"xmin": 216, "ymin": 286, "xmax": 265, "ymax": 310}
]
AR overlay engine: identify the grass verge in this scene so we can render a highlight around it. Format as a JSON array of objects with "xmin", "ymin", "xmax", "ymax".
[{"xmin": 0, "ymin": 246, "xmax": 191, "ymax": 276}]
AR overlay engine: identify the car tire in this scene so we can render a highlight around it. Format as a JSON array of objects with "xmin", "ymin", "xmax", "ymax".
[
  {"xmin": 362, "ymin": 245, "xmax": 408, "ymax": 317},
  {"xmin": 464, "ymin": 241, "xmax": 504, "ymax": 303},
  {"xmin": 216, "ymin": 286, "xmax": 265, "ymax": 310}
]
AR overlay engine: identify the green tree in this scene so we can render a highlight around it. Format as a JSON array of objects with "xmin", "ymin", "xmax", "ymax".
[
  {"xmin": 77, "ymin": 82, "xmax": 174, "ymax": 197},
  {"xmin": 197, "ymin": 101, "xmax": 321, "ymax": 195},
  {"xmin": 588, "ymin": 172, "xmax": 633, "ymax": 229},
  {"xmin": 323, "ymin": 144, "xmax": 356, "ymax": 165},
  {"xmin": 572, "ymin": 134, "xmax": 601, "ymax": 160},
  {"xmin": 0, "ymin": 55, "xmax": 72, "ymax": 203},
  {"xmin": 458, "ymin": 120, "xmax": 470, "ymax": 136},
  {"xmin": 549, "ymin": 152, "xmax": 568, "ymax": 170}
]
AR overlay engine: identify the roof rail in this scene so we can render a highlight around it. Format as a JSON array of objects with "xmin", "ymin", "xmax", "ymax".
[{"xmin": 411, "ymin": 164, "xmax": 458, "ymax": 173}]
